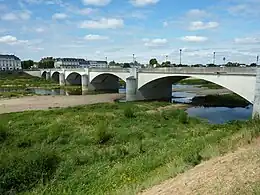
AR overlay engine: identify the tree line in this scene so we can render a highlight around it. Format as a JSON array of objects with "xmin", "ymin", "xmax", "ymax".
[{"xmin": 21, "ymin": 57, "xmax": 54, "ymax": 69}]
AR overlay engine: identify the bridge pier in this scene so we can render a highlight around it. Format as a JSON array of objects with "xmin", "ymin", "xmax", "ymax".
[
  {"xmin": 59, "ymin": 73, "xmax": 65, "ymax": 86},
  {"xmin": 253, "ymin": 68, "xmax": 260, "ymax": 118},
  {"xmin": 126, "ymin": 77, "xmax": 137, "ymax": 101},
  {"xmin": 81, "ymin": 74, "xmax": 88, "ymax": 93},
  {"xmin": 46, "ymin": 72, "xmax": 51, "ymax": 80}
]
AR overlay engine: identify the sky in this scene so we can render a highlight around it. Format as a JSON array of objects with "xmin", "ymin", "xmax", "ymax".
[{"xmin": 0, "ymin": 0, "xmax": 259, "ymax": 64}]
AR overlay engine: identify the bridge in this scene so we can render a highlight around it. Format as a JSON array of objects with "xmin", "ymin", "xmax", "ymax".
[{"xmin": 25, "ymin": 67, "xmax": 260, "ymax": 117}]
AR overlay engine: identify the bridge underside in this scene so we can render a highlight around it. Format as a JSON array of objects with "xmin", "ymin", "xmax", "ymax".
[
  {"xmin": 89, "ymin": 74, "xmax": 122, "ymax": 92},
  {"xmin": 41, "ymin": 71, "xmax": 47, "ymax": 79},
  {"xmin": 136, "ymin": 76, "xmax": 188, "ymax": 101},
  {"xmin": 66, "ymin": 73, "xmax": 82, "ymax": 85},
  {"xmin": 52, "ymin": 72, "xmax": 60, "ymax": 83}
]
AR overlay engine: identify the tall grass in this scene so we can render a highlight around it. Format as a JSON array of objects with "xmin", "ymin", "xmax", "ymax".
[{"xmin": 0, "ymin": 101, "xmax": 259, "ymax": 194}]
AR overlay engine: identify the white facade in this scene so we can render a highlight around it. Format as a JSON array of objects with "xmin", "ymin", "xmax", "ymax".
[
  {"xmin": 87, "ymin": 61, "xmax": 108, "ymax": 68},
  {"xmin": 0, "ymin": 55, "xmax": 22, "ymax": 71},
  {"xmin": 54, "ymin": 58, "xmax": 108, "ymax": 69}
]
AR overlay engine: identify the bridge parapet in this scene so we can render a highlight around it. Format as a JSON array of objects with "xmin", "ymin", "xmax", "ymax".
[
  {"xmin": 89, "ymin": 68, "xmax": 129, "ymax": 73},
  {"xmin": 139, "ymin": 67, "xmax": 257, "ymax": 75}
]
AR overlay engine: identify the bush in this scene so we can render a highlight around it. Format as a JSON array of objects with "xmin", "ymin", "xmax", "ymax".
[
  {"xmin": 0, "ymin": 124, "xmax": 9, "ymax": 143},
  {"xmin": 95, "ymin": 123, "xmax": 113, "ymax": 144},
  {"xmin": 178, "ymin": 111, "xmax": 189, "ymax": 124},
  {"xmin": 0, "ymin": 151, "xmax": 60, "ymax": 194},
  {"xmin": 124, "ymin": 106, "xmax": 135, "ymax": 118}
]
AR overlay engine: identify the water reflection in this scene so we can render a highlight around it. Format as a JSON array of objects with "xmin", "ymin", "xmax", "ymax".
[
  {"xmin": 187, "ymin": 105, "xmax": 252, "ymax": 124},
  {"xmin": 172, "ymin": 84, "xmax": 252, "ymax": 124}
]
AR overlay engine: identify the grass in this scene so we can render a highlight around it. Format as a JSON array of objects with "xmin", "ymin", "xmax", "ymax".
[
  {"xmin": 0, "ymin": 101, "xmax": 260, "ymax": 194},
  {"xmin": 0, "ymin": 71, "xmax": 59, "ymax": 89},
  {"xmin": 191, "ymin": 94, "xmax": 251, "ymax": 108},
  {"xmin": 0, "ymin": 72, "xmax": 84, "ymax": 98},
  {"xmin": 178, "ymin": 78, "xmax": 223, "ymax": 89}
]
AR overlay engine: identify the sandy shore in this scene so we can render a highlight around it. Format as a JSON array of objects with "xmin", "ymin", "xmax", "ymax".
[
  {"xmin": 0, "ymin": 94, "xmax": 124, "ymax": 114},
  {"xmin": 173, "ymin": 87, "xmax": 231, "ymax": 96}
]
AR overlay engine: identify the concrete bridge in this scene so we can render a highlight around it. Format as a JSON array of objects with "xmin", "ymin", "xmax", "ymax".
[{"xmin": 25, "ymin": 67, "xmax": 260, "ymax": 117}]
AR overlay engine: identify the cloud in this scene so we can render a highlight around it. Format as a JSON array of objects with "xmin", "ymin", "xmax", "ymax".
[
  {"xmin": 80, "ymin": 18, "xmax": 124, "ymax": 29},
  {"xmin": 0, "ymin": 35, "xmax": 28, "ymax": 45},
  {"xmin": 235, "ymin": 37, "xmax": 260, "ymax": 44},
  {"xmin": 84, "ymin": 34, "xmax": 109, "ymax": 41},
  {"xmin": 163, "ymin": 21, "xmax": 168, "ymax": 27},
  {"xmin": 186, "ymin": 9, "xmax": 208, "ymax": 18},
  {"xmin": 181, "ymin": 36, "xmax": 208, "ymax": 42},
  {"xmin": 130, "ymin": 0, "xmax": 159, "ymax": 7},
  {"xmin": 143, "ymin": 38, "xmax": 168, "ymax": 47},
  {"xmin": 1, "ymin": 11, "xmax": 31, "ymax": 21},
  {"xmin": 82, "ymin": 0, "xmax": 111, "ymax": 6},
  {"xmin": 79, "ymin": 8, "xmax": 95, "ymax": 15},
  {"xmin": 35, "ymin": 27, "xmax": 45, "ymax": 33},
  {"xmin": 189, "ymin": 21, "xmax": 219, "ymax": 31},
  {"xmin": 52, "ymin": 13, "xmax": 68, "ymax": 20}
]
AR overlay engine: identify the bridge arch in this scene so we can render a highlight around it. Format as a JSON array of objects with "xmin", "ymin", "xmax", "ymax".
[
  {"xmin": 137, "ymin": 74, "xmax": 255, "ymax": 103},
  {"xmin": 66, "ymin": 72, "xmax": 82, "ymax": 85},
  {"xmin": 41, "ymin": 71, "xmax": 47, "ymax": 79},
  {"xmin": 90, "ymin": 73, "xmax": 126, "ymax": 92},
  {"xmin": 51, "ymin": 72, "xmax": 60, "ymax": 83}
]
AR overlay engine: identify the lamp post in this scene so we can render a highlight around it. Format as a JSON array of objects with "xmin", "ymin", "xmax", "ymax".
[
  {"xmin": 257, "ymin": 55, "xmax": 259, "ymax": 66},
  {"xmin": 133, "ymin": 54, "xmax": 135, "ymax": 63},
  {"xmin": 213, "ymin": 52, "xmax": 216, "ymax": 65},
  {"xmin": 223, "ymin": 57, "xmax": 226, "ymax": 66},
  {"xmin": 180, "ymin": 49, "xmax": 182, "ymax": 65}
]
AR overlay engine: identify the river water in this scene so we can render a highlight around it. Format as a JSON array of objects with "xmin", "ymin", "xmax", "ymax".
[
  {"xmin": 0, "ymin": 85, "xmax": 252, "ymax": 124},
  {"xmin": 171, "ymin": 85, "xmax": 252, "ymax": 124}
]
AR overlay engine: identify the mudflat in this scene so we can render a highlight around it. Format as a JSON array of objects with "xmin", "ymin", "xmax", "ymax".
[{"xmin": 0, "ymin": 94, "xmax": 124, "ymax": 114}]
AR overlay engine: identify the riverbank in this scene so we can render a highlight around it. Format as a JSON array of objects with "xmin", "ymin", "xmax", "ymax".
[
  {"xmin": 1, "ymin": 101, "xmax": 260, "ymax": 195},
  {"xmin": 0, "ymin": 93, "xmax": 125, "ymax": 114}
]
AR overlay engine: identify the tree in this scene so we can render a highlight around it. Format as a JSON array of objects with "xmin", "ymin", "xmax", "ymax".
[
  {"xmin": 149, "ymin": 58, "xmax": 158, "ymax": 66},
  {"xmin": 109, "ymin": 61, "xmax": 117, "ymax": 67},
  {"xmin": 123, "ymin": 63, "xmax": 131, "ymax": 68},
  {"xmin": 21, "ymin": 60, "xmax": 34, "ymax": 69},
  {"xmin": 38, "ymin": 58, "xmax": 54, "ymax": 69},
  {"xmin": 250, "ymin": 63, "xmax": 257, "ymax": 67},
  {"xmin": 161, "ymin": 61, "xmax": 171, "ymax": 67}
]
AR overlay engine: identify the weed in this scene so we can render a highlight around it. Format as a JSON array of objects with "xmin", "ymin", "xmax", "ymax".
[
  {"xmin": 0, "ymin": 150, "xmax": 60, "ymax": 194},
  {"xmin": 124, "ymin": 106, "xmax": 136, "ymax": 118},
  {"xmin": 95, "ymin": 122, "xmax": 113, "ymax": 144}
]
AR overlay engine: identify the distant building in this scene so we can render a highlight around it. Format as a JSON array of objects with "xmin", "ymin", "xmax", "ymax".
[
  {"xmin": 87, "ymin": 60, "xmax": 108, "ymax": 68},
  {"xmin": 0, "ymin": 54, "xmax": 22, "ymax": 71},
  {"xmin": 54, "ymin": 58, "xmax": 108, "ymax": 69}
]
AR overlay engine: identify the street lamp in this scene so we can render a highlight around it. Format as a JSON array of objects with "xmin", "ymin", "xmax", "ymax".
[
  {"xmin": 223, "ymin": 57, "xmax": 226, "ymax": 66},
  {"xmin": 166, "ymin": 55, "xmax": 168, "ymax": 62},
  {"xmin": 213, "ymin": 52, "xmax": 216, "ymax": 65},
  {"xmin": 133, "ymin": 54, "xmax": 135, "ymax": 63},
  {"xmin": 180, "ymin": 49, "xmax": 182, "ymax": 65},
  {"xmin": 257, "ymin": 55, "xmax": 259, "ymax": 66}
]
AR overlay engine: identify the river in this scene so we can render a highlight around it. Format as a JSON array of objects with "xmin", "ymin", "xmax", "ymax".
[{"xmin": 0, "ymin": 85, "xmax": 252, "ymax": 124}]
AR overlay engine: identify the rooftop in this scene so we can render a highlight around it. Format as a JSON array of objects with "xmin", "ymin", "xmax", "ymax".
[{"xmin": 0, "ymin": 54, "xmax": 20, "ymax": 60}]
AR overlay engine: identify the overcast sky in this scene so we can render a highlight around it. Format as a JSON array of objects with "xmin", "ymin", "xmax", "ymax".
[{"xmin": 0, "ymin": 0, "xmax": 259, "ymax": 64}]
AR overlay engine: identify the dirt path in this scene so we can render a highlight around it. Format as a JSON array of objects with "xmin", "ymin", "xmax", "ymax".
[
  {"xmin": 140, "ymin": 141, "xmax": 260, "ymax": 195},
  {"xmin": 0, "ymin": 94, "xmax": 124, "ymax": 114}
]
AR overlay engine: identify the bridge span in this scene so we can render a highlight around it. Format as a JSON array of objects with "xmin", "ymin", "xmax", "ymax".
[{"xmin": 25, "ymin": 67, "xmax": 260, "ymax": 117}]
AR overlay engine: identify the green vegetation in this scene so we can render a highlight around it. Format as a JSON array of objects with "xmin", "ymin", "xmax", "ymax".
[
  {"xmin": 178, "ymin": 78, "xmax": 223, "ymax": 89},
  {"xmin": 192, "ymin": 94, "xmax": 250, "ymax": 108},
  {"xmin": 0, "ymin": 102, "xmax": 259, "ymax": 194},
  {"xmin": 0, "ymin": 72, "xmax": 59, "ymax": 89}
]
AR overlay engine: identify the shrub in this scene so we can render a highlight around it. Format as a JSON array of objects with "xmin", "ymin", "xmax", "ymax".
[
  {"xmin": 95, "ymin": 122, "xmax": 113, "ymax": 144},
  {"xmin": 0, "ymin": 151, "xmax": 60, "ymax": 194},
  {"xmin": 178, "ymin": 111, "xmax": 189, "ymax": 124},
  {"xmin": 124, "ymin": 106, "xmax": 135, "ymax": 118},
  {"xmin": 0, "ymin": 124, "xmax": 9, "ymax": 143}
]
